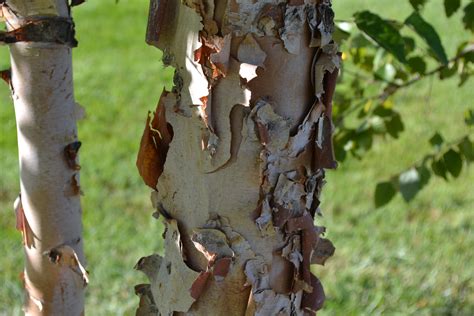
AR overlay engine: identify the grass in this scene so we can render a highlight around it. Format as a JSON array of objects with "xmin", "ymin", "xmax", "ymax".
[{"xmin": 0, "ymin": 0, "xmax": 472, "ymax": 315}]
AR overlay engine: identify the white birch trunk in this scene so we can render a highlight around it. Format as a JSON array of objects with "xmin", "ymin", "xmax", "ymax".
[{"xmin": 3, "ymin": 1, "xmax": 87, "ymax": 314}]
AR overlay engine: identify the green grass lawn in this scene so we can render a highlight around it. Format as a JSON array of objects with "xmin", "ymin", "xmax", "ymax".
[{"xmin": 0, "ymin": 0, "xmax": 473, "ymax": 315}]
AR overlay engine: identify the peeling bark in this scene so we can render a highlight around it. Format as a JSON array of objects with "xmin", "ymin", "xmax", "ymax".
[
  {"xmin": 138, "ymin": 0, "xmax": 340, "ymax": 314},
  {"xmin": 2, "ymin": 0, "xmax": 86, "ymax": 314}
]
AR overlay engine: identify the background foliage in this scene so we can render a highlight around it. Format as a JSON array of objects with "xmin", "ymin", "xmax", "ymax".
[
  {"xmin": 0, "ymin": 0, "xmax": 472, "ymax": 315},
  {"xmin": 333, "ymin": 0, "xmax": 473, "ymax": 207}
]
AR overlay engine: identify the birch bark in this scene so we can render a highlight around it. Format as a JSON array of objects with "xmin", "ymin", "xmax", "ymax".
[
  {"xmin": 136, "ymin": 0, "xmax": 339, "ymax": 314},
  {"xmin": 2, "ymin": 0, "xmax": 87, "ymax": 314}
]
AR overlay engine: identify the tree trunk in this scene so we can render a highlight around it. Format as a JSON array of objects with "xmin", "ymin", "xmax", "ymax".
[
  {"xmin": 2, "ymin": 0, "xmax": 87, "ymax": 314},
  {"xmin": 135, "ymin": 0, "xmax": 339, "ymax": 315}
]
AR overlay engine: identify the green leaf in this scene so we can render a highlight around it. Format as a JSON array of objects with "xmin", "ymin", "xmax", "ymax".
[
  {"xmin": 334, "ymin": 25, "xmax": 351, "ymax": 43},
  {"xmin": 394, "ymin": 69, "xmax": 409, "ymax": 81},
  {"xmin": 417, "ymin": 164, "xmax": 432, "ymax": 187},
  {"xmin": 334, "ymin": 129, "xmax": 354, "ymax": 162},
  {"xmin": 354, "ymin": 11, "xmax": 407, "ymax": 63},
  {"xmin": 373, "ymin": 105, "xmax": 394, "ymax": 117},
  {"xmin": 385, "ymin": 113, "xmax": 405, "ymax": 138},
  {"xmin": 444, "ymin": 0, "xmax": 461, "ymax": 17},
  {"xmin": 334, "ymin": 143, "xmax": 347, "ymax": 162},
  {"xmin": 398, "ymin": 168, "xmax": 421, "ymax": 202},
  {"xmin": 464, "ymin": 109, "xmax": 474, "ymax": 126},
  {"xmin": 456, "ymin": 41, "xmax": 470, "ymax": 56},
  {"xmin": 409, "ymin": 0, "xmax": 428, "ymax": 11},
  {"xmin": 405, "ymin": 12, "xmax": 448, "ymax": 64},
  {"xmin": 431, "ymin": 158, "xmax": 448, "ymax": 180},
  {"xmin": 464, "ymin": 51, "xmax": 474, "ymax": 63},
  {"xmin": 439, "ymin": 63, "xmax": 458, "ymax": 80},
  {"xmin": 458, "ymin": 137, "xmax": 474, "ymax": 161},
  {"xmin": 403, "ymin": 36, "xmax": 416, "ymax": 54},
  {"xmin": 355, "ymin": 129, "xmax": 373, "ymax": 152},
  {"xmin": 443, "ymin": 149, "xmax": 463, "ymax": 178},
  {"xmin": 458, "ymin": 71, "xmax": 471, "ymax": 87},
  {"xmin": 374, "ymin": 181, "xmax": 397, "ymax": 207},
  {"xmin": 429, "ymin": 132, "xmax": 444, "ymax": 148},
  {"xmin": 407, "ymin": 56, "xmax": 427, "ymax": 74},
  {"xmin": 463, "ymin": 3, "xmax": 474, "ymax": 32}
]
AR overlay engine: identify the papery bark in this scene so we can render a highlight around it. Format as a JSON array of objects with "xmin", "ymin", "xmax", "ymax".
[
  {"xmin": 2, "ymin": 0, "xmax": 86, "ymax": 314},
  {"xmin": 136, "ymin": 0, "xmax": 339, "ymax": 315}
]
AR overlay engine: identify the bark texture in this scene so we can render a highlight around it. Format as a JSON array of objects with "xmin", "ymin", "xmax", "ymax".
[
  {"xmin": 2, "ymin": 0, "xmax": 87, "ymax": 314},
  {"xmin": 136, "ymin": 0, "xmax": 339, "ymax": 315}
]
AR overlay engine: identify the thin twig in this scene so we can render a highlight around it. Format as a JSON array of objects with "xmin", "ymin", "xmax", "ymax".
[{"xmin": 335, "ymin": 47, "xmax": 474, "ymax": 127}]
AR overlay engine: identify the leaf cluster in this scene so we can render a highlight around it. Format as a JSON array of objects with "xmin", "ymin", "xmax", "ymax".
[{"xmin": 333, "ymin": 0, "xmax": 474, "ymax": 207}]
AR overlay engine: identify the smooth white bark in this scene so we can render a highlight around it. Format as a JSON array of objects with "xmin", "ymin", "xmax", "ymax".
[{"xmin": 4, "ymin": 0, "xmax": 86, "ymax": 314}]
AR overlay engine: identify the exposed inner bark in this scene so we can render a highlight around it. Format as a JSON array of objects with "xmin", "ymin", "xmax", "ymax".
[
  {"xmin": 3, "ymin": 0, "xmax": 86, "ymax": 314},
  {"xmin": 136, "ymin": 0, "xmax": 340, "ymax": 315}
]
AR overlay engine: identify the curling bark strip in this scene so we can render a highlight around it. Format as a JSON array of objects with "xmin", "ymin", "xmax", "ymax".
[
  {"xmin": 2, "ymin": 0, "xmax": 86, "ymax": 314},
  {"xmin": 136, "ymin": 0, "xmax": 340, "ymax": 314}
]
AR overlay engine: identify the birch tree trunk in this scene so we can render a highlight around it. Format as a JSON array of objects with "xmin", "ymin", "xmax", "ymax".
[
  {"xmin": 135, "ymin": 0, "xmax": 339, "ymax": 314},
  {"xmin": 2, "ymin": 0, "xmax": 87, "ymax": 314}
]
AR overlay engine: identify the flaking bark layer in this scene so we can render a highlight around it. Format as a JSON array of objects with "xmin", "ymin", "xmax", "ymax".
[{"xmin": 137, "ymin": 0, "xmax": 340, "ymax": 315}]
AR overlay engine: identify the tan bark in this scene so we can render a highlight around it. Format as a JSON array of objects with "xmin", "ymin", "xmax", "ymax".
[
  {"xmin": 136, "ymin": 0, "xmax": 339, "ymax": 315},
  {"xmin": 3, "ymin": 0, "xmax": 87, "ymax": 314}
]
